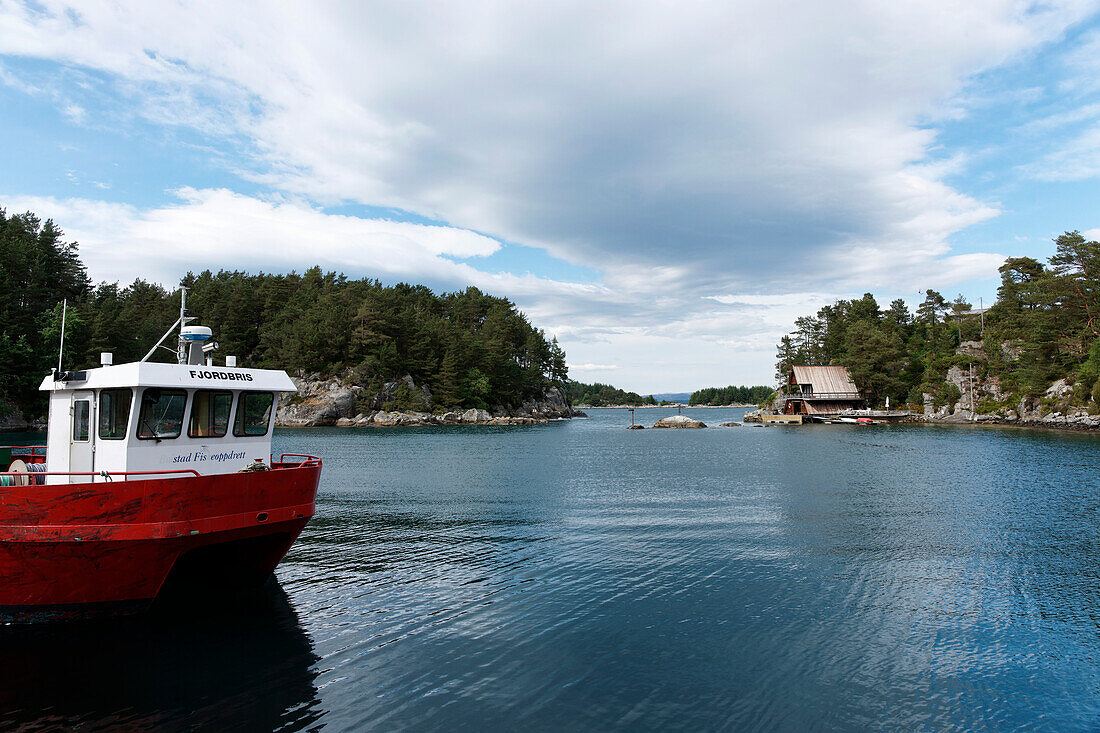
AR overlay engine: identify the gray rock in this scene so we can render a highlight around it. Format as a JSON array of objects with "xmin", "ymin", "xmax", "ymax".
[
  {"xmin": 277, "ymin": 378, "xmax": 360, "ymax": 426},
  {"xmin": 490, "ymin": 416, "xmax": 537, "ymax": 425},
  {"xmin": 0, "ymin": 399, "xmax": 30, "ymax": 431},
  {"xmin": 956, "ymin": 341, "xmax": 985, "ymax": 358},
  {"xmin": 400, "ymin": 411, "xmax": 435, "ymax": 425},
  {"xmin": 719, "ymin": 422, "xmax": 742, "ymax": 427},
  {"xmin": 372, "ymin": 375, "xmax": 432, "ymax": 411},
  {"xmin": 461, "ymin": 408, "xmax": 492, "ymax": 424},
  {"xmin": 653, "ymin": 415, "xmax": 707, "ymax": 429},
  {"xmin": 1045, "ymin": 378, "xmax": 1072, "ymax": 399},
  {"xmin": 372, "ymin": 411, "xmax": 401, "ymax": 426},
  {"xmin": 1017, "ymin": 397, "xmax": 1042, "ymax": 422},
  {"xmin": 512, "ymin": 384, "xmax": 577, "ymax": 419}
]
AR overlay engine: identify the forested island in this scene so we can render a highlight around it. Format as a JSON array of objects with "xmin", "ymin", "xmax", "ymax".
[
  {"xmin": 566, "ymin": 381, "xmax": 660, "ymax": 406},
  {"xmin": 0, "ymin": 208, "xmax": 570, "ymax": 426},
  {"xmin": 688, "ymin": 385, "xmax": 773, "ymax": 406},
  {"xmin": 775, "ymin": 230, "xmax": 1100, "ymax": 426},
  {"xmin": 565, "ymin": 381, "xmax": 772, "ymax": 407}
]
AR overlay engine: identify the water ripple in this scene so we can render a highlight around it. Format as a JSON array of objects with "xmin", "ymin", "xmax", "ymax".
[{"xmin": 3, "ymin": 413, "xmax": 1100, "ymax": 730}]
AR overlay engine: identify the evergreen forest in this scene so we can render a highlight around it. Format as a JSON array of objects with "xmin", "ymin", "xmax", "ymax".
[
  {"xmin": 565, "ymin": 381, "xmax": 658, "ymax": 406},
  {"xmin": 0, "ymin": 209, "xmax": 568, "ymax": 417},
  {"xmin": 688, "ymin": 385, "xmax": 774, "ymax": 406},
  {"xmin": 774, "ymin": 231, "xmax": 1100, "ymax": 410}
]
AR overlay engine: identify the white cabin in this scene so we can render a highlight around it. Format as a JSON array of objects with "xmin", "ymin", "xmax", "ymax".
[{"xmin": 38, "ymin": 362, "xmax": 296, "ymax": 484}]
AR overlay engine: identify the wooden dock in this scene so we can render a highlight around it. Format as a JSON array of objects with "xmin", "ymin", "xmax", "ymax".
[
  {"xmin": 761, "ymin": 414, "xmax": 802, "ymax": 425},
  {"xmin": 835, "ymin": 410, "xmax": 912, "ymax": 421}
]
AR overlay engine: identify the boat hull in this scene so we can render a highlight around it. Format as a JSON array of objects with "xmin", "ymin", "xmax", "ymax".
[{"xmin": 0, "ymin": 462, "xmax": 320, "ymax": 618}]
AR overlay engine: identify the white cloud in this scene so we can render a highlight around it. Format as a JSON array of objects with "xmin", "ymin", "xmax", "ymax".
[
  {"xmin": 1028, "ymin": 126, "xmax": 1100, "ymax": 181},
  {"xmin": 2, "ymin": 188, "xmax": 504, "ymax": 281},
  {"xmin": 2, "ymin": 0, "xmax": 1095, "ymax": 388},
  {"xmin": 1, "ymin": 1, "xmax": 1078, "ymax": 281},
  {"xmin": 61, "ymin": 102, "xmax": 85, "ymax": 124},
  {"xmin": 1017, "ymin": 27, "xmax": 1100, "ymax": 181},
  {"xmin": 1060, "ymin": 26, "xmax": 1100, "ymax": 94},
  {"xmin": 566, "ymin": 364, "xmax": 619, "ymax": 372}
]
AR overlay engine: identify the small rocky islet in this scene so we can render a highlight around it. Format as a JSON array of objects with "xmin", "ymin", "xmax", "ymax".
[{"xmin": 626, "ymin": 415, "xmax": 709, "ymax": 429}]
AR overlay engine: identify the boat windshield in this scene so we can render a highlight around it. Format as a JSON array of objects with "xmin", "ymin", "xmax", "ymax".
[
  {"xmin": 189, "ymin": 390, "xmax": 232, "ymax": 438},
  {"xmin": 137, "ymin": 388, "xmax": 187, "ymax": 440}
]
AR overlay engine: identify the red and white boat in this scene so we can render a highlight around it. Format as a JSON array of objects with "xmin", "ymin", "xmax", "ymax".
[{"xmin": 0, "ymin": 295, "xmax": 321, "ymax": 620}]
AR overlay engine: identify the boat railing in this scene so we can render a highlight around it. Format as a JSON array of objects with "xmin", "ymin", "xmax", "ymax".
[
  {"xmin": 276, "ymin": 453, "xmax": 322, "ymax": 467},
  {"xmin": 0, "ymin": 468, "xmax": 202, "ymax": 486},
  {"xmin": 2, "ymin": 445, "xmax": 46, "ymax": 456}
]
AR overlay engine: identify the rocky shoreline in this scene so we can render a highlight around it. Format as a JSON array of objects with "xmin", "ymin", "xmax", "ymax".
[
  {"xmin": 0, "ymin": 399, "xmax": 41, "ymax": 432},
  {"xmin": 911, "ymin": 340, "xmax": 1100, "ymax": 432},
  {"xmin": 911, "ymin": 411, "xmax": 1100, "ymax": 431},
  {"xmin": 276, "ymin": 374, "xmax": 584, "ymax": 428}
]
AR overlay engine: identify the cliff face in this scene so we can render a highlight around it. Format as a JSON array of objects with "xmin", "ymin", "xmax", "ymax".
[
  {"xmin": 921, "ymin": 341, "xmax": 1100, "ymax": 429},
  {"xmin": 0, "ymin": 399, "xmax": 33, "ymax": 431},
  {"xmin": 276, "ymin": 374, "xmax": 581, "ymax": 427}
]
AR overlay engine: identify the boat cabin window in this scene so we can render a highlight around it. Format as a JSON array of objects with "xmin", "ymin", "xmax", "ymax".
[
  {"xmin": 189, "ymin": 390, "xmax": 232, "ymax": 438},
  {"xmin": 73, "ymin": 400, "xmax": 90, "ymax": 442},
  {"xmin": 234, "ymin": 392, "xmax": 274, "ymax": 437},
  {"xmin": 98, "ymin": 388, "xmax": 132, "ymax": 440},
  {"xmin": 137, "ymin": 388, "xmax": 187, "ymax": 440}
]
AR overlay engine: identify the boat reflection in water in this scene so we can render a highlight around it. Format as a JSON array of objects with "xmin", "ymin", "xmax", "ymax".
[{"xmin": 0, "ymin": 580, "xmax": 322, "ymax": 731}]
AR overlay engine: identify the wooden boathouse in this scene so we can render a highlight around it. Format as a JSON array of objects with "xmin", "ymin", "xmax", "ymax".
[{"xmin": 778, "ymin": 366, "xmax": 864, "ymax": 416}]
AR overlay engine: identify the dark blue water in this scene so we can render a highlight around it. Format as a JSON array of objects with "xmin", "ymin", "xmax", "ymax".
[{"xmin": 2, "ymin": 409, "xmax": 1100, "ymax": 730}]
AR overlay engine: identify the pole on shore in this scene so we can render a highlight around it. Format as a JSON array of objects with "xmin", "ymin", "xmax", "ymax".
[{"xmin": 969, "ymin": 362, "xmax": 976, "ymax": 423}]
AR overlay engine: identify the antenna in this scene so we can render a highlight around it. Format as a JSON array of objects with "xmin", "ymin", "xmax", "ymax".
[
  {"xmin": 141, "ymin": 287, "xmax": 193, "ymax": 363},
  {"xmin": 56, "ymin": 299, "xmax": 67, "ymax": 373}
]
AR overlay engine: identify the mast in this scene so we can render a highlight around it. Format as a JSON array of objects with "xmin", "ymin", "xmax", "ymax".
[
  {"xmin": 141, "ymin": 288, "xmax": 194, "ymax": 363},
  {"xmin": 56, "ymin": 299, "xmax": 67, "ymax": 373},
  {"xmin": 176, "ymin": 287, "xmax": 192, "ymax": 365}
]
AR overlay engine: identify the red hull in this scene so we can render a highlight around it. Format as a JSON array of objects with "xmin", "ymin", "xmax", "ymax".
[{"xmin": 0, "ymin": 460, "xmax": 320, "ymax": 617}]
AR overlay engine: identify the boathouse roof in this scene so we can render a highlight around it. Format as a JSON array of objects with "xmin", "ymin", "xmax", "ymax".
[{"xmin": 789, "ymin": 365, "xmax": 859, "ymax": 395}]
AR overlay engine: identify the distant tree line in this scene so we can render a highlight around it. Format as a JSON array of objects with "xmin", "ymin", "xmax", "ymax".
[
  {"xmin": 566, "ymin": 380, "xmax": 658, "ymax": 406},
  {"xmin": 688, "ymin": 385, "xmax": 773, "ymax": 406},
  {"xmin": 0, "ymin": 208, "xmax": 568, "ymax": 416},
  {"xmin": 774, "ymin": 230, "xmax": 1100, "ymax": 409}
]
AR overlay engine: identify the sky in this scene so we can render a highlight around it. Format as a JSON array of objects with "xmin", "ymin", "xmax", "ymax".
[{"xmin": 2, "ymin": 1, "xmax": 1100, "ymax": 393}]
